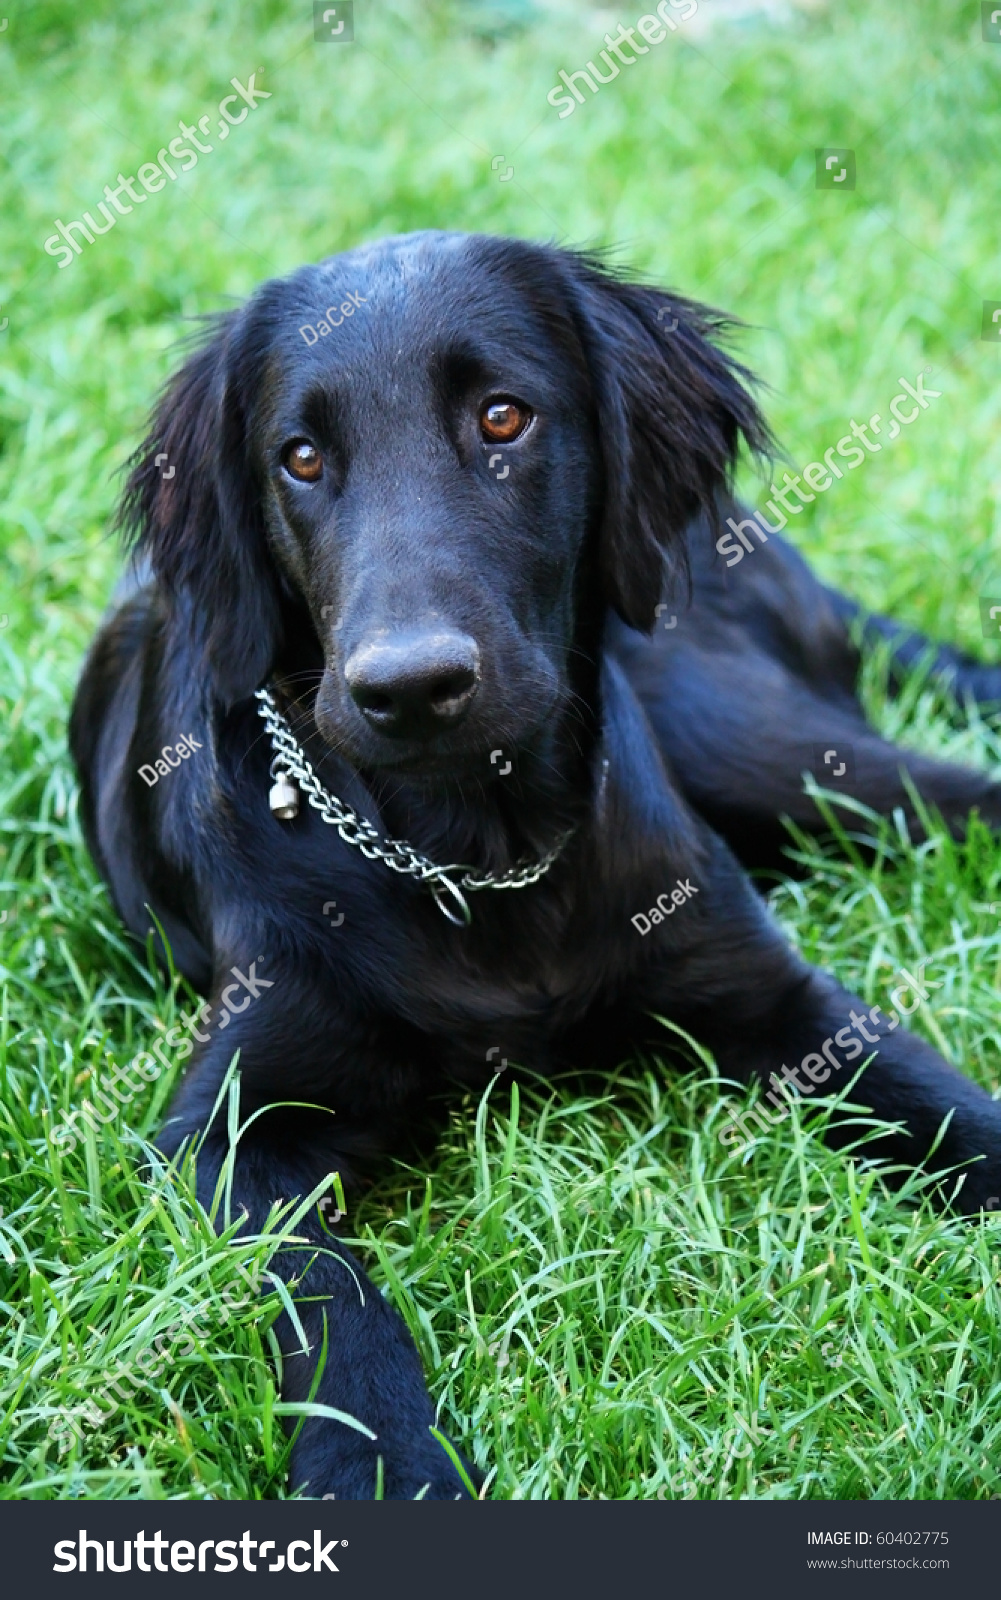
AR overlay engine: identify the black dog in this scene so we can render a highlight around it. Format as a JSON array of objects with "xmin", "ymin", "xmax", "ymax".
[{"xmin": 70, "ymin": 231, "xmax": 1001, "ymax": 1500}]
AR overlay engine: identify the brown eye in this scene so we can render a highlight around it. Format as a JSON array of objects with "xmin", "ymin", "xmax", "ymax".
[
  {"xmin": 285, "ymin": 441, "xmax": 323, "ymax": 482},
  {"xmin": 480, "ymin": 399, "xmax": 531, "ymax": 444}
]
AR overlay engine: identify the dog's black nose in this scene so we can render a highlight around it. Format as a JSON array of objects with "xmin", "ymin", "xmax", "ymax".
[{"xmin": 345, "ymin": 631, "xmax": 480, "ymax": 738}]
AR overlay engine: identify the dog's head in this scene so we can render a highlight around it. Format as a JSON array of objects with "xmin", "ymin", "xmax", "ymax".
[{"xmin": 121, "ymin": 232, "xmax": 767, "ymax": 777}]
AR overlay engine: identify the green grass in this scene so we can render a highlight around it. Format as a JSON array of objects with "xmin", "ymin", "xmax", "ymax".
[{"xmin": 3, "ymin": 0, "xmax": 1001, "ymax": 1499}]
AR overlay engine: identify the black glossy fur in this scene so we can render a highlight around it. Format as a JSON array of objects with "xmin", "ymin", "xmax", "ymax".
[{"xmin": 70, "ymin": 231, "xmax": 1001, "ymax": 1500}]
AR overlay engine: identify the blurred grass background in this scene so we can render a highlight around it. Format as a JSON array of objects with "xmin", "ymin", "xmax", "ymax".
[{"xmin": 3, "ymin": 0, "xmax": 1001, "ymax": 1500}]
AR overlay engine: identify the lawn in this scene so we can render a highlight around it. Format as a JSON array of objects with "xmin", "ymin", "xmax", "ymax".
[{"xmin": 2, "ymin": 0, "xmax": 1001, "ymax": 1500}]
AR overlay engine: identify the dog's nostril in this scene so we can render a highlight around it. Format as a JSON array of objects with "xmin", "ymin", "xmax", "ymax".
[
  {"xmin": 428, "ymin": 668, "xmax": 477, "ymax": 710},
  {"xmin": 345, "ymin": 632, "xmax": 480, "ymax": 738},
  {"xmin": 359, "ymin": 690, "xmax": 394, "ymax": 716}
]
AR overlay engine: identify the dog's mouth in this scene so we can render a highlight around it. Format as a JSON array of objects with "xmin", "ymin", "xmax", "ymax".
[
  {"xmin": 309, "ymin": 692, "xmax": 563, "ymax": 788},
  {"xmin": 319, "ymin": 724, "xmax": 530, "ymax": 784},
  {"xmin": 309, "ymin": 655, "xmax": 564, "ymax": 783}
]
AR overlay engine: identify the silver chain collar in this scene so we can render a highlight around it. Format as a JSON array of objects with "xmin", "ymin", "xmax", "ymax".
[{"xmin": 254, "ymin": 686, "xmax": 575, "ymax": 926}]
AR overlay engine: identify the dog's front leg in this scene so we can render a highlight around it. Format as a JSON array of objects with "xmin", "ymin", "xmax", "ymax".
[
  {"xmin": 645, "ymin": 851, "xmax": 1001, "ymax": 1210},
  {"xmin": 690, "ymin": 961, "xmax": 1001, "ymax": 1209},
  {"xmin": 157, "ymin": 980, "xmax": 476, "ymax": 1501},
  {"xmin": 706, "ymin": 967, "xmax": 1001, "ymax": 1207}
]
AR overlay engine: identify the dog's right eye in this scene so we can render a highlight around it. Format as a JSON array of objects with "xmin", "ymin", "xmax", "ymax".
[
  {"xmin": 284, "ymin": 441, "xmax": 323, "ymax": 482},
  {"xmin": 480, "ymin": 399, "xmax": 531, "ymax": 444}
]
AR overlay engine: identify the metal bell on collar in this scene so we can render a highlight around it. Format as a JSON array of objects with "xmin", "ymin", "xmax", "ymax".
[{"xmin": 269, "ymin": 773, "xmax": 300, "ymax": 820}]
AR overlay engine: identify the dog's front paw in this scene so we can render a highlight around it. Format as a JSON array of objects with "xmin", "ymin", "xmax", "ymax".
[{"xmin": 294, "ymin": 1424, "xmax": 483, "ymax": 1501}]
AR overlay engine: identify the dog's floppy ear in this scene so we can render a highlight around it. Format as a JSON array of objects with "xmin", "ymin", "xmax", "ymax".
[
  {"xmin": 117, "ymin": 313, "xmax": 281, "ymax": 708},
  {"xmin": 560, "ymin": 253, "xmax": 771, "ymax": 630}
]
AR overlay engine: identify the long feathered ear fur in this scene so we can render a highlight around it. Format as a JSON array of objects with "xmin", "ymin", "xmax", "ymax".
[
  {"xmin": 117, "ymin": 311, "xmax": 282, "ymax": 708},
  {"xmin": 559, "ymin": 252, "xmax": 773, "ymax": 631},
  {"xmin": 117, "ymin": 248, "xmax": 768, "ymax": 689}
]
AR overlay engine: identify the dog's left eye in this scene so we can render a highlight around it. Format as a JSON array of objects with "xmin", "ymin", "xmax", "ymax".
[
  {"xmin": 284, "ymin": 441, "xmax": 323, "ymax": 482},
  {"xmin": 480, "ymin": 399, "xmax": 532, "ymax": 444}
]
